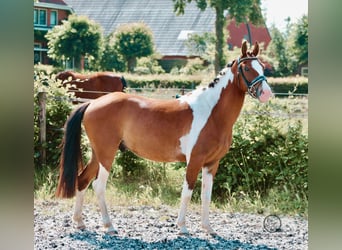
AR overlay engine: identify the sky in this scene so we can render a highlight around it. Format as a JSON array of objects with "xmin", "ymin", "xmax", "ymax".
[{"xmin": 261, "ymin": 0, "xmax": 308, "ymax": 32}]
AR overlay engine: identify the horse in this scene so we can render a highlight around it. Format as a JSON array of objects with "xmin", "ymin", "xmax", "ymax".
[
  {"xmin": 55, "ymin": 71, "xmax": 127, "ymax": 100},
  {"xmin": 55, "ymin": 41, "xmax": 273, "ymax": 235}
]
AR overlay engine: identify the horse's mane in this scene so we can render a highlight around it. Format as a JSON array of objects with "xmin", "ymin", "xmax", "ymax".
[{"xmin": 208, "ymin": 62, "xmax": 235, "ymax": 88}]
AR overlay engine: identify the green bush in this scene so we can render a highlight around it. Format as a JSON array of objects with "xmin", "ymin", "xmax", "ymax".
[
  {"xmin": 268, "ymin": 77, "xmax": 308, "ymax": 95},
  {"xmin": 179, "ymin": 58, "xmax": 205, "ymax": 75},
  {"xmin": 213, "ymin": 101, "xmax": 308, "ymax": 205},
  {"xmin": 134, "ymin": 56, "xmax": 165, "ymax": 75},
  {"xmin": 123, "ymin": 74, "xmax": 308, "ymax": 94},
  {"xmin": 34, "ymin": 71, "xmax": 74, "ymax": 168},
  {"xmin": 124, "ymin": 74, "xmax": 203, "ymax": 89}
]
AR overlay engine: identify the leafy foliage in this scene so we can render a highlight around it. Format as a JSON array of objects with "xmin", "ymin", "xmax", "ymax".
[
  {"xmin": 179, "ymin": 58, "xmax": 205, "ymax": 75},
  {"xmin": 34, "ymin": 70, "xmax": 73, "ymax": 168},
  {"xmin": 213, "ymin": 100, "xmax": 308, "ymax": 208},
  {"xmin": 185, "ymin": 32, "xmax": 215, "ymax": 59},
  {"xmin": 266, "ymin": 26, "xmax": 294, "ymax": 76},
  {"xmin": 111, "ymin": 22, "xmax": 154, "ymax": 72},
  {"xmin": 291, "ymin": 15, "xmax": 308, "ymax": 66},
  {"xmin": 46, "ymin": 14, "xmax": 103, "ymax": 69},
  {"xmin": 266, "ymin": 15, "xmax": 308, "ymax": 76},
  {"xmin": 99, "ymin": 35, "xmax": 127, "ymax": 72},
  {"xmin": 174, "ymin": 0, "xmax": 264, "ymax": 74},
  {"xmin": 134, "ymin": 56, "xmax": 165, "ymax": 75}
]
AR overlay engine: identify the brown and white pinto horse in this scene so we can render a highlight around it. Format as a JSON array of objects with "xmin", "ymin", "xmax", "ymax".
[
  {"xmin": 55, "ymin": 71, "xmax": 127, "ymax": 100},
  {"xmin": 56, "ymin": 41, "xmax": 272, "ymax": 235}
]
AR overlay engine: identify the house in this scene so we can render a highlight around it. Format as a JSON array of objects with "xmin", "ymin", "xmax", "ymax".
[
  {"xmin": 34, "ymin": 0, "xmax": 73, "ymax": 64},
  {"xmin": 34, "ymin": 0, "xmax": 271, "ymax": 70},
  {"xmin": 227, "ymin": 19, "xmax": 271, "ymax": 51}
]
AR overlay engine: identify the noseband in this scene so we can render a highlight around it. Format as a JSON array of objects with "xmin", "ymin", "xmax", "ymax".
[{"xmin": 234, "ymin": 57, "xmax": 267, "ymax": 99}]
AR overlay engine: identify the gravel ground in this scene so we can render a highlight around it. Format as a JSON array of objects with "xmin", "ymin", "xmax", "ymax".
[{"xmin": 34, "ymin": 200, "xmax": 308, "ymax": 249}]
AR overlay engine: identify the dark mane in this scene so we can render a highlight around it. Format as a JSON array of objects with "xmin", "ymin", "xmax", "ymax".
[{"xmin": 208, "ymin": 65, "xmax": 230, "ymax": 88}]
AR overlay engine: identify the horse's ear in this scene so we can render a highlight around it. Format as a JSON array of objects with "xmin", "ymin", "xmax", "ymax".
[
  {"xmin": 241, "ymin": 40, "xmax": 247, "ymax": 57},
  {"xmin": 252, "ymin": 41, "xmax": 259, "ymax": 56}
]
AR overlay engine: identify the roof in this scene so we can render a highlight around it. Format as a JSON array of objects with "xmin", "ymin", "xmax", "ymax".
[
  {"xmin": 63, "ymin": 0, "xmax": 216, "ymax": 56},
  {"xmin": 38, "ymin": 0, "xmax": 68, "ymax": 5},
  {"xmin": 227, "ymin": 20, "xmax": 271, "ymax": 50},
  {"xmin": 35, "ymin": 0, "xmax": 73, "ymax": 11}
]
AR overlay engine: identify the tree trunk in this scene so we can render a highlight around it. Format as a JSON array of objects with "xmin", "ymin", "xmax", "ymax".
[
  {"xmin": 127, "ymin": 57, "xmax": 137, "ymax": 73},
  {"xmin": 214, "ymin": 2, "xmax": 225, "ymax": 75}
]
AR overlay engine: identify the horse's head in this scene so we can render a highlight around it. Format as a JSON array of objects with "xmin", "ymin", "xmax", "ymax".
[
  {"xmin": 55, "ymin": 71, "xmax": 74, "ymax": 82},
  {"xmin": 234, "ymin": 41, "xmax": 272, "ymax": 103}
]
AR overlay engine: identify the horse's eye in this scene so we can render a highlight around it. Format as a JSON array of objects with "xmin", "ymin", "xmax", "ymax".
[{"xmin": 244, "ymin": 66, "xmax": 249, "ymax": 71}]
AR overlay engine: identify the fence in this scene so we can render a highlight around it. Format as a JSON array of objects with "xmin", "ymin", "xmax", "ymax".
[{"xmin": 36, "ymin": 88, "xmax": 308, "ymax": 166}]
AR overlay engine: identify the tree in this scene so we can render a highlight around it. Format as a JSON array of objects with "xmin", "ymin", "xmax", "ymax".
[
  {"xmin": 173, "ymin": 0, "xmax": 264, "ymax": 74},
  {"xmin": 100, "ymin": 35, "xmax": 127, "ymax": 72},
  {"xmin": 186, "ymin": 32, "xmax": 216, "ymax": 64},
  {"xmin": 291, "ymin": 15, "xmax": 308, "ymax": 66},
  {"xmin": 112, "ymin": 22, "xmax": 154, "ymax": 72},
  {"xmin": 266, "ymin": 15, "xmax": 308, "ymax": 77},
  {"xmin": 266, "ymin": 26, "xmax": 293, "ymax": 76},
  {"xmin": 46, "ymin": 14, "xmax": 103, "ymax": 70}
]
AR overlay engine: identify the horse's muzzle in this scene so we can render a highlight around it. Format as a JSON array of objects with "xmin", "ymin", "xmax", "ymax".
[{"xmin": 257, "ymin": 81, "xmax": 273, "ymax": 103}]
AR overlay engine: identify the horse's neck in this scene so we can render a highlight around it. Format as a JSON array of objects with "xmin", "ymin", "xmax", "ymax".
[
  {"xmin": 209, "ymin": 72, "xmax": 245, "ymax": 130},
  {"xmin": 180, "ymin": 67, "xmax": 245, "ymax": 133}
]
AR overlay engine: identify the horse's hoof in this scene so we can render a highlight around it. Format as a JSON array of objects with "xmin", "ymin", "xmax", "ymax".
[
  {"xmin": 76, "ymin": 225, "xmax": 86, "ymax": 230},
  {"xmin": 106, "ymin": 229, "xmax": 118, "ymax": 235},
  {"xmin": 209, "ymin": 231, "xmax": 218, "ymax": 236},
  {"xmin": 202, "ymin": 225, "xmax": 216, "ymax": 235},
  {"xmin": 178, "ymin": 227, "xmax": 190, "ymax": 235}
]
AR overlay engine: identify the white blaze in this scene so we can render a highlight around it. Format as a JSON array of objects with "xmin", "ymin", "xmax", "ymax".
[
  {"xmin": 251, "ymin": 60, "xmax": 272, "ymax": 103},
  {"xmin": 178, "ymin": 67, "xmax": 234, "ymax": 164}
]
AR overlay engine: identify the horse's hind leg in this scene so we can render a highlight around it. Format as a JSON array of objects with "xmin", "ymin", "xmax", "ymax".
[
  {"xmin": 92, "ymin": 161, "xmax": 117, "ymax": 234},
  {"xmin": 73, "ymin": 150, "xmax": 99, "ymax": 229}
]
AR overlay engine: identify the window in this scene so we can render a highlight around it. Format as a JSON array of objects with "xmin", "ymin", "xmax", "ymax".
[
  {"xmin": 34, "ymin": 43, "xmax": 42, "ymax": 64},
  {"xmin": 50, "ymin": 11, "xmax": 57, "ymax": 26},
  {"xmin": 301, "ymin": 67, "xmax": 308, "ymax": 77},
  {"xmin": 34, "ymin": 8, "xmax": 47, "ymax": 26},
  {"xmin": 34, "ymin": 9, "xmax": 38, "ymax": 24}
]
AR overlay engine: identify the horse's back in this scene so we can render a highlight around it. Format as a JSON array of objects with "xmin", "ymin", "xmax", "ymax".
[{"xmin": 83, "ymin": 92, "xmax": 191, "ymax": 162}]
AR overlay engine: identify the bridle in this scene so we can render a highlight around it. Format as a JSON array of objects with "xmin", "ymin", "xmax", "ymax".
[{"xmin": 230, "ymin": 57, "xmax": 268, "ymax": 99}]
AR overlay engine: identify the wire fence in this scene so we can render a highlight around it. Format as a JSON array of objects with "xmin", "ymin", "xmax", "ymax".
[{"xmin": 53, "ymin": 87, "xmax": 308, "ymax": 119}]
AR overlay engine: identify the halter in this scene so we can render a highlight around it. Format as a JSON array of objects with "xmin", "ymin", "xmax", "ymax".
[{"xmin": 236, "ymin": 57, "xmax": 267, "ymax": 99}]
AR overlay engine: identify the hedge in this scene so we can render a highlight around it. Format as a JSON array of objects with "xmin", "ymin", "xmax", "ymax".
[
  {"xmin": 124, "ymin": 74, "xmax": 203, "ymax": 89},
  {"xmin": 124, "ymin": 74, "xmax": 308, "ymax": 94}
]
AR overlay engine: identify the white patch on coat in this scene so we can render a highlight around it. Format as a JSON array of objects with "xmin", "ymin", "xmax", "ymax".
[
  {"xmin": 177, "ymin": 179, "xmax": 193, "ymax": 233},
  {"xmin": 128, "ymin": 97, "xmax": 149, "ymax": 108},
  {"xmin": 92, "ymin": 164, "xmax": 115, "ymax": 231},
  {"xmin": 201, "ymin": 167, "xmax": 213, "ymax": 228},
  {"xmin": 178, "ymin": 67, "xmax": 234, "ymax": 164}
]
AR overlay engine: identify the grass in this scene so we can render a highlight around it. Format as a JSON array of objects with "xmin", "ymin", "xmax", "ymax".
[{"xmin": 34, "ymin": 161, "xmax": 308, "ymax": 218}]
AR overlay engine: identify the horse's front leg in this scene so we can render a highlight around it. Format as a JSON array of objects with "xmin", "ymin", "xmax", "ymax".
[
  {"xmin": 177, "ymin": 161, "xmax": 201, "ymax": 234},
  {"xmin": 92, "ymin": 164, "xmax": 117, "ymax": 234},
  {"xmin": 177, "ymin": 179, "xmax": 194, "ymax": 234},
  {"xmin": 201, "ymin": 165, "xmax": 217, "ymax": 235}
]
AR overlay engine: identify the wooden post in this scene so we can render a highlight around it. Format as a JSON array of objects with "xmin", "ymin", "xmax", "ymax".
[{"xmin": 38, "ymin": 91, "xmax": 47, "ymax": 166}]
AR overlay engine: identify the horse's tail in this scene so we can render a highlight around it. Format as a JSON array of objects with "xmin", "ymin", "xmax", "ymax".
[
  {"xmin": 55, "ymin": 102, "xmax": 91, "ymax": 198},
  {"xmin": 121, "ymin": 76, "xmax": 127, "ymax": 92}
]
